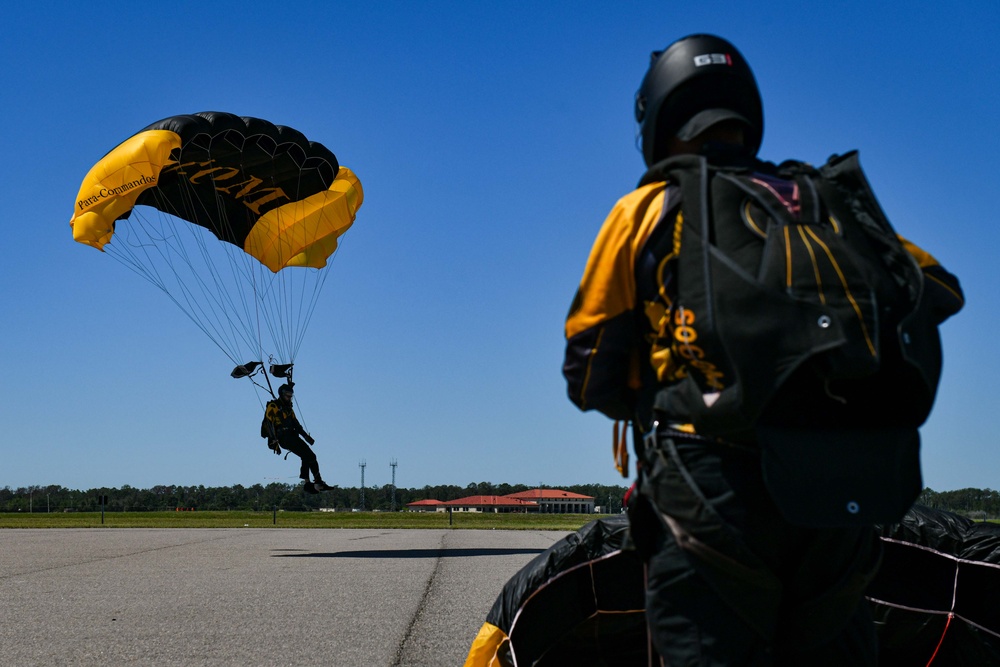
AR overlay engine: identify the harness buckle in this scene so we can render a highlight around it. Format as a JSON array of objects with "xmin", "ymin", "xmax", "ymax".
[{"xmin": 641, "ymin": 420, "xmax": 660, "ymax": 463}]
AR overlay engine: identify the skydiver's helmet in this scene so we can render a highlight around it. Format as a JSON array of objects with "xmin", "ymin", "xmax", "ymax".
[
  {"xmin": 634, "ymin": 34, "xmax": 764, "ymax": 166},
  {"xmin": 278, "ymin": 383, "xmax": 294, "ymax": 400}
]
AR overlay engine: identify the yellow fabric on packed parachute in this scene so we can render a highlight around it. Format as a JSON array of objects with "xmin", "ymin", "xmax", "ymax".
[
  {"xmin": 462, "ymin": 622, "xmax": 510, "ymax": 667},
  {"xmin": 244, "ymin": 166, "xmax": 364, "ymax": 272},
  {"xmin": 69, "ymin": 130, "xmax": 181, "ymax": 250}
]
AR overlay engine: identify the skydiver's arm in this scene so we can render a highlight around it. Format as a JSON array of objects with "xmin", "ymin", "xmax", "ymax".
[
  {"xmin": 288, "ymin": 412, "xmax": 314, "ymax": 443},
  {"xmin": 899, "ymin": 237, "xmax": 965, "ymax": 323},
  {"xmin": 563, "ymin": 191, "xmax": 657, "ymax": 420}
]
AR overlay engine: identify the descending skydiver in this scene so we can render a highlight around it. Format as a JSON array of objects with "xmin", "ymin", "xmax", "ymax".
[{"xmin": 262, "ymin": 383, "xmax": 331, "ymax": 494}]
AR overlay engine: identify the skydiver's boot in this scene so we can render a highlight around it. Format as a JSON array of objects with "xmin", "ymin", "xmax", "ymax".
[
  {"xmin": 303, "ymin": 480, "xmax": 319, "ymax": 494},
  {"xmin": 313, "ymin": 479, "xmax": 331, "ymax": 492}
]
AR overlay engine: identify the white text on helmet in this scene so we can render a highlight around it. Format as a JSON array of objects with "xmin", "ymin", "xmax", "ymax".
[{"xmin": 693, "ymin": 53, "xmax": 732, "ymax": 67}]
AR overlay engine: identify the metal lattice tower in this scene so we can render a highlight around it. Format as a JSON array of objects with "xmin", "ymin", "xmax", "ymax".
[
  {"xmin": 359, "ymin": 460, "xmax": 366, "ymax": 511},
  {"xmin": 390, "ymin": 459, "xmax": 398, "ymax": 512}
]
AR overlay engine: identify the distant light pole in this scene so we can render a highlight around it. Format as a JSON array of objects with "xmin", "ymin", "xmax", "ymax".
[
  {"xmin": 390, "ymin": 459, "xmax": 398, "ymax": 512},
  {"xmin": 359, "ymin": 460, "xmax": 366, "ymax": 511}
]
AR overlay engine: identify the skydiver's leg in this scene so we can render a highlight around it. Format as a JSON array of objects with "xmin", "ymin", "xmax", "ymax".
[
  {"xmin": 288, "ymin": 441, "xmax": 330, "ymax": 490},
  {"xmin": 637, "ymin": 506, "xmax": 769, "ymax": 665},
  {"xmin": 278, "ymin": 435, "xmax": 316, "ymax": 482},
  {"xmin": 301, "ymin": 445, "xmax": 325, "ymax": 486},
  {"xmin": 632, "ymin": 436, "xmax": 879, "ymax": 666},
  {"xmin": 631, "ymin": 439, "xmax": 778, "ymax": 664},
  {"xmin": 304, "ymin": 449, "xmax": 321, "ymax": 483},
  {"xmin": 771, "ymin": 527, "xmax": 879, "ymax": 666}
]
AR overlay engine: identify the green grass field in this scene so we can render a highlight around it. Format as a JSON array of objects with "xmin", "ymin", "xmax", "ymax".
[{"xmin": 0, "ymin": 510, "xmax": 607, "ymax": 531}]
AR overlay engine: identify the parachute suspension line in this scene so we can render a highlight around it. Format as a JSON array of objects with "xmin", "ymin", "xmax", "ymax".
[
  {"xmin": 275, "ymin": 160, "xmax": 337, "ymax": 364},
  {"xmin": 132, "ymin": 171, "xmax": 268, "ymax": 366},
  {"xmin": 223, "ymin": 151, "xmax": 302, "ymax": 365},
  {"xmin": 293, "ymin": 393, "xmax": 310, "ymax": 434},
  {"xmin": 925, "ymin": 612, "xmax": 953, "ymax": 666},
  {"xmin": 105, "ymin": 208, "xmax": 245, "ymax": 366},
  {"xmin": 248, "ymin": 369, "xmax": 276, "ymax": 402},
  {"xmin": 169, "ymin": 190, "xmax": 254, "ymax": 362},
  {"xmin": 283, "ymin": 167, "xmax": 311, "ymax": 362},
  {"xmin": 141, "ymin": 159, "xmax": 245, "ymax": 363},
  {"xmin": 294, "ymin": 243, "xmax": 340, "ymax": 359},
  {"xmin": 201, "ymin": 178, "xmax": 270, "ymax": 365},
  {"xmin": 195, "ymin": 175, "xmax": 272, "ymax": 359},
  {"xmin": 132, "ymin": 187, "xmax": 248, "ymax": 360},
  {"xmin": 262, "ymin": 360, "xmax": 277, "ymax": 399},
  {"xmin": 217, "ymin": 150, "xmax": 280, "ymax": 367},
  {"xmin": 182, "ymin": 217, "xmax": 254, "ymax": 358},
  {"xmin": 255, "ymin": 266, "xmax": 288, "ymax": 361},
  {"xmin": 254, "ymin": 256, "xmax": 327, "ymax": 365},
  {"xmin": 248, "ymin": 258, "xmax": 267, "ymax": 369},
  {"xmin": 268, "ymin": 264, "xmax": 292, "ymax": 362},
  {"xmin": 238, "ymin": 204, "xmax": 267, "ymax": 371},
  {"xmin": 138, "ymin": 187, "xmax": 256, "ymax": 362},
  {"xmin": 238, "ymin": 147, "xmax": 290, "ymax": 364}
]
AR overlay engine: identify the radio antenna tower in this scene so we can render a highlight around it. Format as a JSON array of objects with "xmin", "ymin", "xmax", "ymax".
[
  {"xmin": 359, "ymin": 459, "xmax": 367, "ymax": 511},
  {"xmin": 390, "ymin": 459, "xmax": 398, "ymax": 512}
]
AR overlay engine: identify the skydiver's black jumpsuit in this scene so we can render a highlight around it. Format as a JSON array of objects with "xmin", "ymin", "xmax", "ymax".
[
  {"xmin": 563, "ymin": 159, "xmax": 965, "ymax": 666},
  {"xmin": 264, "ymin": 398, "xmax": 322, "ymax": 483}
]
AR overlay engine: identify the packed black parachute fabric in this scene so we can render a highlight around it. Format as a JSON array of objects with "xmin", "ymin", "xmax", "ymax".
[
  {"xmin": 466, "ymin": 506, "xmax": 1000, "ymax": 667},
  {"xmin": 466, "ymin": 515, "xmax": 649, "ymax": 666},
  {"xmin": 869, "ymin": 504, "xmax": 1000, "ymax": 666}
]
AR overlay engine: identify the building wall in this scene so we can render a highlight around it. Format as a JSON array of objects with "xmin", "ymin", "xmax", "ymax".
[{"xmin": 537, "ymin": 500, "xmax": 595, "ymax": 514}]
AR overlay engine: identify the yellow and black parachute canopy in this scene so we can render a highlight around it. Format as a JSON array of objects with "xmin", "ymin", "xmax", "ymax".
[
  {"xmin": 69, "ymin": 112, "xmax": 364, "ymax": 370},
  {"xmin": 71, "ymin": 111, "xmax": 363, "ymax": 272}
]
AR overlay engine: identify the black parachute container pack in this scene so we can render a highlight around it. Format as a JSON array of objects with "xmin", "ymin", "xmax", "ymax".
[{"xmin": 639, "ymin": 151, "xmax": 944, "ymax": 527}]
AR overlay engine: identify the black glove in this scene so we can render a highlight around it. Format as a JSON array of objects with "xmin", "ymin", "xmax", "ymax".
[
  {"xmin": 304, "ymin": 434, "xmax": 315, "ymax": 446},
  {"xmin": 268, "ymin": 440, "xmax": 281, "ymax": 455}
]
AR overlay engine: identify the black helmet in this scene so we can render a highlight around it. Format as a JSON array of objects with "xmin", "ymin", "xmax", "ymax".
[
  {"xmin": 635, "ymin": 34, "xmax": 763, "ymax": 165},
  {"xmin": 278, "ymin": 383, "xmax": 294, "ymax": 398}
]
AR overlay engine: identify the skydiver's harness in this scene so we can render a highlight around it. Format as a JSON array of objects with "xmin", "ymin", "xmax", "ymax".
[
  {"xmin": 632, "ymin": 151, "xmax": 944, "ymax": 528},
  {"xmin": 261, "ymin": 400, "xmax": 303, "ymax": 459}
]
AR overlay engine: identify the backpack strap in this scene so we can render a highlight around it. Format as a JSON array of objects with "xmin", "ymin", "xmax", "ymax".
[{"xmin": 816, "ymin": 151, "xmax": 942, "ymax": 407}]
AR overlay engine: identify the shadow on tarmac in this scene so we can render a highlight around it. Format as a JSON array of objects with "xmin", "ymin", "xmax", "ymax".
[{"xmin": 272, "ymin": 547, "xmax": 547, "ymax": 559}]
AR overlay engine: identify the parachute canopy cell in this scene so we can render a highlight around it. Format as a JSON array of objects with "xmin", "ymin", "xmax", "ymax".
[{"xmin": 70, "ymin": 112, "xmax": 363, "ymax": 273}]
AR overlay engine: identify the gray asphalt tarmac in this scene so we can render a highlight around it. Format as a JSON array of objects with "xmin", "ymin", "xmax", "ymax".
[{"xmin": 0, "ymin": 528, "xmax": 568, "ymax": 666}]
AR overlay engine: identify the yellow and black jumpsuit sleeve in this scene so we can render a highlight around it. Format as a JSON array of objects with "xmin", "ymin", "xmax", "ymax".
[
  {"xmin": 563, "ymin": 183, "xmax": 669, "ymax": 421},
  {"xmin": 899, "ymin": 237, "xmax": 965, "ymax": 323}
]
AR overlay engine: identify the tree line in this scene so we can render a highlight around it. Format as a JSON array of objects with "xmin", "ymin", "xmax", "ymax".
[
  {"xmin": 0, "ymin": 482, "xmax": 630, "ymax": 514},
  {"xmin": 917, "ymin": 487, "xmax": 1000, "ymax": 518},
  {"xmin": 4, "ymin": 485, "xmax": 990, "ymax": 518}
]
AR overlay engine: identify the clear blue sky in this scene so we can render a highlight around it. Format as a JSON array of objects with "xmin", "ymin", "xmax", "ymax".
[{"xmin": 2, "ymin": 2, "xmax": 997, "ymax": 493}]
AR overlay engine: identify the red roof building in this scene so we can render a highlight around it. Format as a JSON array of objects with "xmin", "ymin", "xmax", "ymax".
[
  {"xmin": 406, "ymin": 489, "xmax": 598, "ymax": 514},
  {"xmin": 444, "ymin": 495, "xmax": 538, "ymax": 513},
  {"xmin": 505, "ymin": 489, "xmax": 595, "ymax": 514},
  {"xmin": 405, "ymin": 499, "xmax": 447, "ymax": 512}
]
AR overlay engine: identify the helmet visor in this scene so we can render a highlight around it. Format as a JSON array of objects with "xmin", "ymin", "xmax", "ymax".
[{"xmin": 675, "ymin": 108, "xmax": 754, "ymax": 141}]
